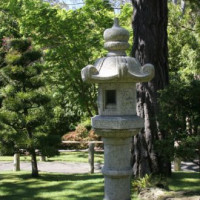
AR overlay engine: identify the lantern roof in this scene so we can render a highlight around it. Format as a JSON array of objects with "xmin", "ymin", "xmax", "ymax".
[{"xmin": 81, "ymin": 18, "xmax": 154, "ymax": 83}]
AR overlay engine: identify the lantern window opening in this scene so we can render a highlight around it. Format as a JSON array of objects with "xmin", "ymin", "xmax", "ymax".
[{"xmin": 105, "ymin": 90, "xmax": 116, "ymax": 109}]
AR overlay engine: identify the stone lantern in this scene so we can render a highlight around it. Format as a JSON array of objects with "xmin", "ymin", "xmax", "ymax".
[{"xmin": 81, "ymin": 18, "xmax": 154, "ymax": 200}]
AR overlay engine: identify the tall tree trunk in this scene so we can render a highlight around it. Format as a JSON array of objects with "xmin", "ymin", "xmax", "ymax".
[{"xmin": 131, "ymin": 0, "xmax": 171, "ymax": 177}]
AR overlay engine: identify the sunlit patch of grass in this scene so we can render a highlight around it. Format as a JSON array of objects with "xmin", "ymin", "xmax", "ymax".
[
  {"xmin": 0, "ymin": 155, "xmax": 31, "ymax": 162},
  {"xmin": 47, "ymin": 152, "xmax": 104, "ymax": 163}
]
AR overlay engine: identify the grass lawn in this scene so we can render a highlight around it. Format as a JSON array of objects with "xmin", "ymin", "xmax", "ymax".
[
  {"xmin": 0, "ymin": 172, "xmax": 104, "ymax": 200},
  {"xmin": 0, "ymin": 171, "xmax": 199, "ymax": 200},
  {"xmin": 0, "ymin": 171, "xmax": 139, "ymax": 200},
  {"xmin": 168, "ymin": 171, "xmax": 200, "ymax": 192},
  {"xmin": 0, "ymin": 152, "xmax": 104, "ymax": 163}
]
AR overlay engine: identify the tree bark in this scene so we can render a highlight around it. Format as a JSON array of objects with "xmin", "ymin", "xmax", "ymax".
[
  {"xmin": 24, "ymin": 105, "xmax": 39, "ymax": 178},
  {"xmin": 27, "ymin": 126, "xmax": 39, "ymax": 177},
  {"xmin": 131, "ymin": 0, "xmax": 171, "ymax": 177},
  {"xmin": 30, "ymin": 148, "xmax": 39, "ymax": 177},
  {"xmin": 28, "ymin": 133, "xmax": 39, "ymax": 177}
]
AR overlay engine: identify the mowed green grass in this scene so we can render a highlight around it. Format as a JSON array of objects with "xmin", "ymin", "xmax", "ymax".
[
  {"xmin": 0, "ymin": 152, "xmax": 104, "ymax": 163},
  {"xmin": 0, "ymin": 171, "xmax": 139, "ymax": 200},
  {"xmin": 48, "ymin": 152, "xmax": 104, "ymax": 163},
  {"xmin": 0, "ymin": 172, "xmax": 104, "ymax": 200},
  {"xmin": 0, "ymin": 171, "xmax": 199, "ymax": 200},
  {"xmin": 168, "ymin": 172, "xmax": 200, "ymax": 192}
]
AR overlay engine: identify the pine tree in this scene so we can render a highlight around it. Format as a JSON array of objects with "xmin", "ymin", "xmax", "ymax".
[{"xmin": 0, "ymin": 38, "xmax": 51, "ymax": 177}]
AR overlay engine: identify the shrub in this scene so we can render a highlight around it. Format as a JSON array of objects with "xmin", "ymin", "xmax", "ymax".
[{"xmin": 61, "ymin": 120, "xmax": 101, "ymax": 149}]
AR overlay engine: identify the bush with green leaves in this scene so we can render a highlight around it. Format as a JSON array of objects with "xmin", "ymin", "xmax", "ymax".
[
  {"xmin": 133, "ymin": 174, "xmax": 152, "ymax": 192},
  {"xmin": 133, "ymin": 173, "xmax": 168, "ymax": 193}
]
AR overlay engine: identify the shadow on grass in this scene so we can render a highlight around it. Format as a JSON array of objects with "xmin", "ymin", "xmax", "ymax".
[
  {"xmin": 0, "ymin": 172, "xmax": 104, "ymax": 200},
  {"xmin": 171, "ymin": 171, "xmax": 200, "ymax": 179},
  {"xmin": 183, "ymin": 190, "xmax": 200, "ymax": 196},
  {"xmin": 75, "ymin": 152, "xmax": 103, "ymax": 159},
  {"xmin": 76, "ymin": 153, "xmax": 88, "ymax": 158}
]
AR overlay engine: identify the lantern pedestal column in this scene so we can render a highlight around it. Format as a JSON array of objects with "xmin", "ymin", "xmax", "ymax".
[
  {"xmin": 103, "ymin": 136, "xmax": 132, "ymax": 200},
  {"xmin": 93, "ymin": 116, "xmax": 143, "ymax": 200}
]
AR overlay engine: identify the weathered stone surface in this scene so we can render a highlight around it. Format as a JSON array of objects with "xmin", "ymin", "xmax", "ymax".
[
  {"xmin": 94, "ymin": 129, "xmax": 139, "ymax": 138},
  {"xmin": 104, "ymin": 176, "xmax": 131, "ymax": 200},
  {"xmin": 92, "ymin": 115, "xmax": 144, "ymax": 130},
  {"xmin": 97, "ymin": 83, "xmax": 137, "ymax": 116},
  {"xmin": 13, "ymin": 153, "xmax": 20, "ymax": 171},
  {"xmin": 102, "ymin": 137, "xmax": 132, "ymax": 200},
  {"xmin": 81, "ymin": 56, "xmax": 154, "ymax": 83},
  {"xmin": 104, "ymin": 17, "xmax": 129, "ymax": 57},
  {"xmin": 103, "ymin": 137, "xmax": 132, "ymax": 171},
  {"xmin": 174, "ymin": 157, "xmax": 181, "ymax": 171}
]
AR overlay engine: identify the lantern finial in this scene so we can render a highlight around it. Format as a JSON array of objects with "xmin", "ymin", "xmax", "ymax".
[
  {"xmin": 103, "ymin": 18, "xmax": 129, "ymax": 56},
  {"xmin": 113, "ymin": 18, "xmax": 119, "ymax": 27}
]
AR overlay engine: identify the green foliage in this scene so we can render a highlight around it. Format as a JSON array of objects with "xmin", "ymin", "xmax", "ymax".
[
  {"xmin": 0, "ymin": 38, "xmax": 60, "ymax": 159},
  {"xmin": 133, "ymin": 174, "xmax": 169, "ymax": 194},
  {"xmin": 0, "ymin": 0, "xmax": 134, "ymax": 133},
  {"xmin": 133, "ymin": 174, "xmax": 152, "ymax": 192},
  {"xmin": 0, "ymin": 8, "xmax": 20, "ymax": 39},
  {"xmin": 118, "ymin": 3, "xmax": 133, "ymax": 55},
  {"xmin": 168, "ymin": 3, "xmax": 200, "ymax": 79},
  {"xmin": 1, "ymin": 0, "xmax": 133, "ymax": 119},
  {"xmin": 9, "ymin": 39, "xmax": 31, "ymax": 52},
  {"xmin": 158, "ymin": 79, "xmax": 200, "ymax": 164},
  {"xmin": 80, "ymin": 118, "xmax": 92, "ymax": 130},
  {"xmin": 15, "ymin": 0, "xmax": 115, "ymax": 118}
]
